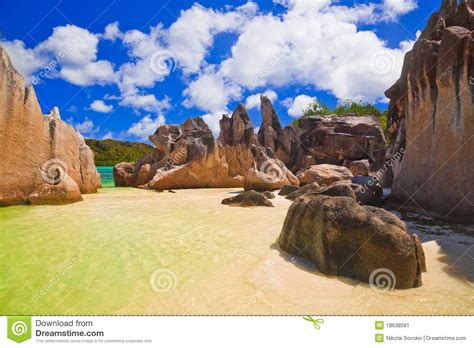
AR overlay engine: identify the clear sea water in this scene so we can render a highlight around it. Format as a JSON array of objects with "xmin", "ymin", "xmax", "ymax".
[{"xmin": 97, "ymin": 166, "xmax": 114, "ymax": 187}]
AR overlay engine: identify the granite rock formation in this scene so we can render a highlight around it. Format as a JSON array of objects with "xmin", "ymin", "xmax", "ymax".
[
  {"xmin": 278, "ymin": 194, "xmax": 426, "ymax": 289},
  {"xmin": 296, "ymin": 164, "xmax": 353, "ymax": 186},
  {"xmin": 297, "ymin": 115, "xmax": 387, "ymax": 171},
  {"xmin": 114, "ymin": 104, "xmax": 298, "ymax": 190},
  {"xmin": 0, "ymin": 47, "xmax": 101, "ymax": 206},
  {"xmin": 258, "ymin": 96, "xmax": 303, "ymax": 171},
  {"xmin": 385, "ymin": 0, "xmax": 474, "ymax": 222}
]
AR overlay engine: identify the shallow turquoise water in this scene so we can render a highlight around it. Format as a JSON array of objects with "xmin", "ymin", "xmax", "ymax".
[{"xmin": 97, "ymin": 166, "xmax": 114, "ymax": 187}]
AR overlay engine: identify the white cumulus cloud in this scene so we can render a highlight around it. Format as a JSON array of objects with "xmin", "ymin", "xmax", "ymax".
[
  {"xmin": 284, "ymin": 94, "xmax": 317, "ymax": 117},
  {"xmin": 127, "ymin": 114, "xmax": 166, "ymax": 140},
  {"xmin": 90, "ymin": 100, "xmax": 113, "ymax": 113},
  {"xmin": 245, "ymin": 90, "xmax": 278, "ymax": 110}
]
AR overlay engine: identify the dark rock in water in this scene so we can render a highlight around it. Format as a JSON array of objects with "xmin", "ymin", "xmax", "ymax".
[
  {"xmin": 278, "ymin": 195, "xmax": 426, "ymax": 289},
  {"xmin": 351, "ymin": 176, "xmax": 384, "ymax": 207},
  {"xmin": 385, "ymin": 0, "xmax": 474, "ymax": 222},
  {"xmin": 278, "ymin": 185, "xmax": 300, "ymax": 196},
  {"xmin": 221, "ymin": 190, "xmax": 274, "ymax": 207}
]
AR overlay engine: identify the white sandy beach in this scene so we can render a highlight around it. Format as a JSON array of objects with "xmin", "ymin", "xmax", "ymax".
[{"xmin": 0, "ymin": 188, "xmax": 473, "ymax": 315}]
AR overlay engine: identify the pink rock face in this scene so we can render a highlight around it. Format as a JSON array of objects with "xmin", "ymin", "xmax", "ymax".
[
  {"xmin": 385, "ymin": 0, "xmax": 474, "ymax": 222},
  {"xmin": 0, "ymin": 47, "xmax": 101, "ymax": 206},
  {"xmin": 114, "ymin": 107, "xmax": 298, "ymax": 191}
]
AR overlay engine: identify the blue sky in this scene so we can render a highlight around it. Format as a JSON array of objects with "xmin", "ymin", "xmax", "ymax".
[{"xmin": 1, "ymin": 0, "xmax": 439, "ymax": 142}]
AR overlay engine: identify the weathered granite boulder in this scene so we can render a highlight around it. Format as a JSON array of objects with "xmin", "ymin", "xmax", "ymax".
[
  {"xmin": 27, "ymin": 176, "xmax": 83, "ymax": 205},
  {"xmin": 344, "ymin": 159, "xmax": 370, "ymax": 176},
  {"xmin": 296, "ymin": 164, "xmax": 353, "ymax": 186},
  {"xmin": 243, "ymin": 145, "xmax": 299, "ymax": 191},
  {"xmin": 278, "ymin": 195, "xmax": 426, "ymax": 289},
  {"xmin": 286, "ymin": 181, "xmax": 357, "ymax": 201},
  {"xmin": 297, "ymin": 114, "xmax": 387, "ymax": 171},
  {"xmin": 385, "ymin": 0, "xmax": 474, "ymax": 222},
  {"xmin": 0, "ymin": 47, "xmax": 101, "ymax": 206},
  {"xmin": 221, "ymin": 190, "xmax": 273, "ymax": 207},
  {"xmin": 114, "ymin": 104, "xmax": 298, "ymax": 190},
  {"xmin": 286, "ymin": 182, "xmax": 322, "ymax": 201}
]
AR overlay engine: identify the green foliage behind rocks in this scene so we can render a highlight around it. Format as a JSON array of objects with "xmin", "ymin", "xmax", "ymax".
[
  {"xmin": 85, "ymin": 138, "xmax": 155, "ymax": 166},
  {"xmin": 292, "ymin": 99, "xmax": 388, "ymax": 139}
]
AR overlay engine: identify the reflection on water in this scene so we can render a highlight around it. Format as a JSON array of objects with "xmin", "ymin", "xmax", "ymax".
[{"xmin": 0, "ymin": 188, "xmax": 472, "ymax": 315}]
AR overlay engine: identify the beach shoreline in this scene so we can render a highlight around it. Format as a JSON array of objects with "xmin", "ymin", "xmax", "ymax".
[{"xmin": 0, "ymin": 188, "xmax": 472, "ymax": 315}]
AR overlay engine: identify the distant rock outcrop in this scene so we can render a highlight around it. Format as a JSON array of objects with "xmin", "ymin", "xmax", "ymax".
[
  {"xmin": 114, "ymin": 104, "xmax": 298, "ymax": 190},
  {"xmin": 0, "ymin": 47, "xmax": 101, "ymax": 206},
  {"xmin": 278, "ymin": 194, "xmax": 426, "ymax": 289},
  {"xmin": 258, "ymin": 96, "xmax": 303, "ymax": 172},
  {"xmin": 385, "ymin": 0, "xmax": 474, "ymax": 222},
  {"xmin": 297, "ymin": 115, "xmax": 387, "ymax": 171}
]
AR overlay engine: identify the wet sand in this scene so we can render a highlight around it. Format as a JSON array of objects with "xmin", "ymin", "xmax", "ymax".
[{"xmin": 0, "ymin": 188, "xmax": 473, "ymax": 315}]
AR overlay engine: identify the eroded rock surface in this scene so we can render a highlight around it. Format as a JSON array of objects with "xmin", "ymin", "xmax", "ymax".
[
  {"xmin": 114, "ymin": 104, "xmax": 298, "ymax": 190},
  {"xmin": 385, "ymin": 0, "xmax": 474, "ymax": 222},
  {"xmin": 278, "ymin": 195, "xmax": 426, "ymax": 289},
  {"xmin": 0, "ymin": 47, "xmax": 101, "ymax": 206}
]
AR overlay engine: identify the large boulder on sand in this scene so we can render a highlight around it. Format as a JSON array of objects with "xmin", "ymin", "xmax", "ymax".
[
  {"xmin": 385, "ymin": 1, "xmax": 474, "ymax": 222},
  {"xmin": 0, "ymin": 47, "xmax": 101, "ymax": 206},
  {"xmin": 278, "ymin": 195, "xmax": 426, "ymax": 289},
  {"xmin": 221, "ymin": 190, "xmax": 273, "ymax": 207},
  {"xmin": 27, "ymin": 176, "xmax": 83, "ymax": 205},
  {"xmin": 296, "ymin": 164, "xmax": 353, "ymax": 186}
]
